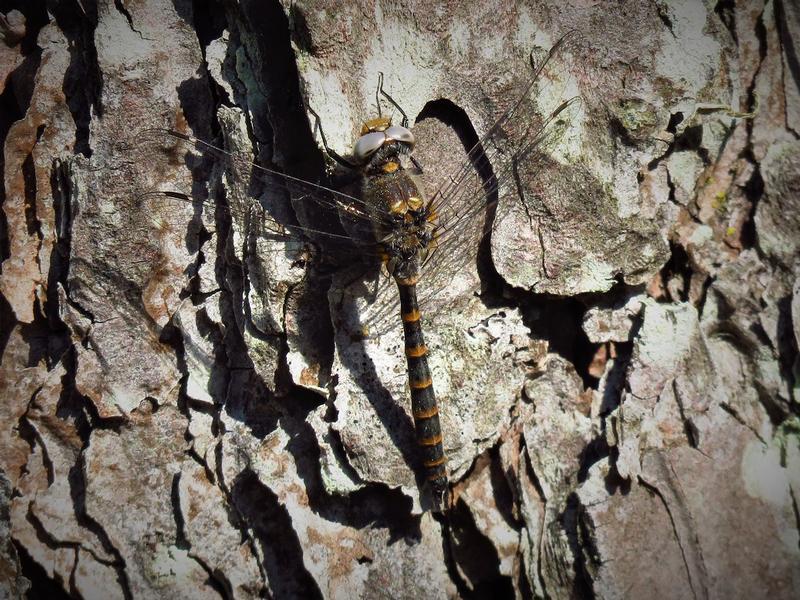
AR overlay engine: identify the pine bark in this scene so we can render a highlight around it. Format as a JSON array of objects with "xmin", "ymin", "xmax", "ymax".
[{"xmin": 1, "ymin": 1, "xmax": 798, "ymax": 598}]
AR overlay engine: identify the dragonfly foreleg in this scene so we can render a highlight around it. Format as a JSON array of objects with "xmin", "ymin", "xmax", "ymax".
[
  {"xmin": 377, "ymin": 71, "xmax": 410, "ymax": 129},
  {"xmin": 307, "ymin": 105, "xmax": 358, "ymax": 170}
]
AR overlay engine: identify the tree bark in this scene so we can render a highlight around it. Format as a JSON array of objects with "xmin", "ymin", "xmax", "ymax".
[{"xmin": 1, "ymin": 0, "xmax": 798, "ymax": 598}]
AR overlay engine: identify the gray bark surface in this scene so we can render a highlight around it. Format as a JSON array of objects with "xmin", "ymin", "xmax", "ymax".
[{"xmin": 1, "ymin": 0, "xmax": 798, "ymax": 598}]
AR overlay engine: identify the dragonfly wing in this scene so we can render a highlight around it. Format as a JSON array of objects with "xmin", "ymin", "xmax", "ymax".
[
  {"xmin": 351, "ymin": 34, "xmax": 584, "ymax": 337},
  {"xmin": 418, "ymin": 33, "xmax": 584, "ymax": 316},
  {"xmin": 132, "ymin": 111, "xmax": 389, "ymax": 263}
]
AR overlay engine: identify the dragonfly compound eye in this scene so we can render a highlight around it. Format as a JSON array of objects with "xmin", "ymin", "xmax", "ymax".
[
  {"xmin": 354, "ymin": 131, "xmax": 386, "ymax": 163},
  {"xmin": 384, "ymin": 125, "xmax": 415, "ymax": 150}
]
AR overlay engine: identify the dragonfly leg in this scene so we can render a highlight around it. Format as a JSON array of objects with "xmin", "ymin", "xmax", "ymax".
[
  {"xmin": 307, "ymin": 105, "xmax": 357, "ymax": 170},
  {"xmin": 376, "ymin": 73, "xmax": 424, "ymax": 173},
  {"xmin": 375, "ymin": 73, "xmax": 384, "ymax": 118},
  {"xmin": 377, "ymin": 72, "xmax": 410, "ymax": 129}
]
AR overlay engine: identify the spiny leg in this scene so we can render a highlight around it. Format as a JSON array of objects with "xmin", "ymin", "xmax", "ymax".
[
  {"xmin": 375, "ymin": 73, "xmax": 384, "ymax": 119},
  {"xmin": 376, "ymin": 72, "xmax": 425, "ymax": 174},
  {"xmin": 307, "ymin": 105, "xmax": 357, "ymax": 170},
  {"xmin": 377, "ymin": 71, "xmax": 409, "ymax": 128}
]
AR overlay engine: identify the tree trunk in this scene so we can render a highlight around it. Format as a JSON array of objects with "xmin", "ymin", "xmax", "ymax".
[{"xmin": 1, "ymin": 0, "xmax": 798, "ymax": 598}]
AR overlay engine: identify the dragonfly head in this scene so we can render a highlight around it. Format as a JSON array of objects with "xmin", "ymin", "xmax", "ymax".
[{"xmin": 353, "ymin": 118, "xmax": 415, "ymax": 168}]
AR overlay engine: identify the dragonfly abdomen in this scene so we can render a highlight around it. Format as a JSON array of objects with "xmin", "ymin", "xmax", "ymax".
[{"xmin": 396, "ymin": 277, "xmax": 448, "ymax": 507}]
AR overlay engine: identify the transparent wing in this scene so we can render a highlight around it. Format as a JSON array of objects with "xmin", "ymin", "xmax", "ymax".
[
  {"xmin": 145, "ymin": 130, "xmax": 383, "ymax": 227},
  {"xmin": 128, "ymin": 122, "xmax": 391, "ymax": 263},
  {"xmin": 363, "ymin": 32, "xmax": 583, "ymax": 334},
  {"xmin": 427, "ymin": 31, "xmax": 582, "ymax": 273}
]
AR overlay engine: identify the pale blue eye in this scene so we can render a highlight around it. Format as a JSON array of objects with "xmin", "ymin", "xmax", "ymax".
[
  {"xmin": 353, "ymin": 132, "xmax": 385, "ymax": 162},
  {"xmin": 384, "ymin": 125, "xmax": 414, "ymax": 147}
]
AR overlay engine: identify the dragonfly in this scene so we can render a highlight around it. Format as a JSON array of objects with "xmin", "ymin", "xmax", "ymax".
[{"xmin": 134, "ymin": 33, "xmax": 581, "ymax": 510}]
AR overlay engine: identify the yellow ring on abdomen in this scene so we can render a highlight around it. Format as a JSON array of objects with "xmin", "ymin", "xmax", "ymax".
[
  {"xmin": 405, "ymin": 345, "xmax": 427, "ymax": 358},
  {"xmin": 409, "ymin": 377, "xmax": 432, "ymax": 390}
]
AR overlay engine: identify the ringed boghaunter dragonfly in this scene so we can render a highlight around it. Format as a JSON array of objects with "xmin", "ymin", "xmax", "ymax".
[{"xmin": 135, "ymin": 33, "xmax": 581, "ymax": 510}]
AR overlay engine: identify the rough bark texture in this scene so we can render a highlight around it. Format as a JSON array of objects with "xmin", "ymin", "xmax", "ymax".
[{"xmin": 1, "ymin": 0, "xmax": 799, "ymax": 598}]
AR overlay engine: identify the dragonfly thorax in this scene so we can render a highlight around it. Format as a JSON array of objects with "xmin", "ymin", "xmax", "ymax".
[{"xmin": 366, "ymin": 170, "xmax": 435, "ymax": 280}]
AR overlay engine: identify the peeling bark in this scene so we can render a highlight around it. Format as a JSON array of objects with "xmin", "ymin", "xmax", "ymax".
[{"xmin": 1, "ymin": 0, "xmax": 798, "ymax": 598}]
